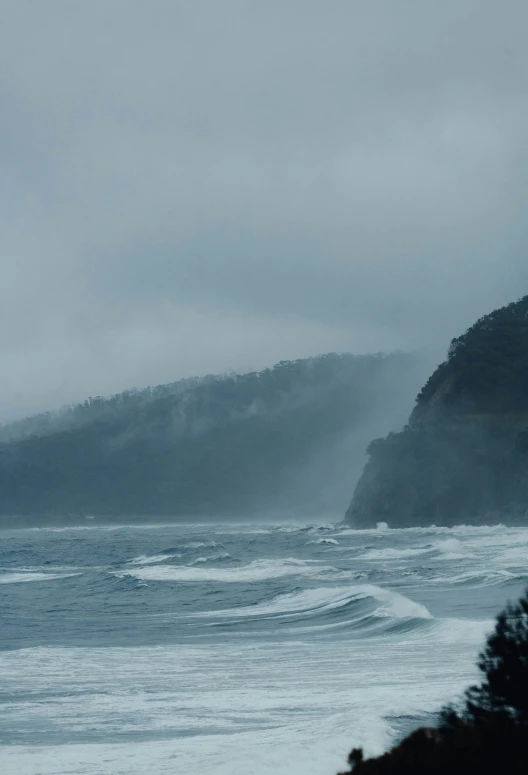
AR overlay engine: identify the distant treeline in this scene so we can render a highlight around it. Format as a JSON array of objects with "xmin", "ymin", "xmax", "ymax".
[{"xmin": 0, "ymin": 352, "xmax": 424, "ymax": 524}]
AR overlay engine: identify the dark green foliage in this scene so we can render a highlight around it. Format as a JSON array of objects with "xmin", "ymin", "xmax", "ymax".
[
  {"xmin": 464, "ymin": 594, "xmax": 528, "ymax": 727},
  {"xmin": 339, "ymin": 590, "xmax": 528, "ymax": 775},
  {"xmin": 349, "ymin": 419, "xmax": 528, "ymax": 526},
  {"xmin": 347, "ymin": 295, "xmax": 528, "ymax": 527},
  {"xmin": 0, "ymin": 352, "xmax": 420, "ymax": 523},
  {"xmin": 418, "ymin": 295, "xmax": 528, "ymax": 412}
]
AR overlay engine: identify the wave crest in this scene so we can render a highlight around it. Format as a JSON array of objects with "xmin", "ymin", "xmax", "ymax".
[
  {"xmin": 191, "ymin": 584, "xmax": 433, "ymax": 638},
  {"xmin": 116, "ymin": 558, "xmax": 324, "ymax": 583},
  {"xmin": 0, "ymin": 571, "xmax": 80, "ymax": 584}
]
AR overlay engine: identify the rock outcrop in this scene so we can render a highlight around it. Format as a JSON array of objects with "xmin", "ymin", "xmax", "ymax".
[{"xmin": 346, "ymin": 296, "xmax": 528, "ymax": 527}]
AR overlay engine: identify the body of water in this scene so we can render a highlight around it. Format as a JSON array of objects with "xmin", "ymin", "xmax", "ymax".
[{"xmin": 1, "ymin": 521, "xmax": 527, "ymax": 774}]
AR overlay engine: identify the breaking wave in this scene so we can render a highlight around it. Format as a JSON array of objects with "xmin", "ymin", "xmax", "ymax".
[
  {"xmin": 434, "ymin": 568, "xmax": 528, "ymax": 587},
  {"xmin": 359, "ymin": 538, "xmax": 473, "ymax": 561},
  {"xmin": 197, "ymin": 584, "xmax": 431, "ymax": 620},
  {"xmin": 128, "ymin": 553, "xmax": 182, "ymax": 565},
  {"xmin": 188, "ymin": 583, "xmax": 436, "ymax": 639},
  {"xmin": 3, "ymin": 519, "xmax": 524, "ymax": 775},
  {"xmin": 0, "ymin": 571, "xmax": 81, "ymax": 584},
  {"xmin": 189, "ymin": 553, "xmax": 231, "ymax": 565},
  {"xmin": 117, "ymin": 558, "xmax": 325, "ymax": 583}
]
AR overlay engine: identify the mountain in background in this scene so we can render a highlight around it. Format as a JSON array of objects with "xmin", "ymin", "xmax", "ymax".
[
  {"xmin": 347, "ymin": 296, "xmax": 528, "ymax": 527},
  {"xmin": 0, "ymin": 352, "xmax": 427, "ymax": 526}
]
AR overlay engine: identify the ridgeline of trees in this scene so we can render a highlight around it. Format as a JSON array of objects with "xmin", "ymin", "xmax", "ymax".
[
  {"xmin": 0, "ymin": 352, "xmax": 423, "ymax": 524},
  {"xmin": 417, "ymin": 296, "xmax": 528, "ymax": 414},
  {"xmin": 338, "ymin": 589, "xmax": 528, "ymax": 775}
]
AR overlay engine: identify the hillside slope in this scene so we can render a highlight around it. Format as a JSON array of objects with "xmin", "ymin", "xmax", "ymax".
[
  {"xmin": 0, "ymin": 352, "xmax": 425, "ymax": 525},
  {"xmin": 346, "ymin": 297, "xmax": 528, "ymax": 527}
]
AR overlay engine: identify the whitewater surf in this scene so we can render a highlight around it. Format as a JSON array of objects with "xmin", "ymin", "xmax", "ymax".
[{"xmin": 1, "ymin": 521, "xmax": 527, "ymax": 774}]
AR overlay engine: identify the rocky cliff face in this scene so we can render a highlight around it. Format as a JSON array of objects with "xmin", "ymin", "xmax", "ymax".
[{"xmin": 346, "ymin": 297, "xmax": 528, "ymax": 527}]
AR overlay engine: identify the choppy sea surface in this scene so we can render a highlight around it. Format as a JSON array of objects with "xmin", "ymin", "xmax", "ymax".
[{"xmin": 1, "ymin": 521, "xmax": 528, "ymax": 775}]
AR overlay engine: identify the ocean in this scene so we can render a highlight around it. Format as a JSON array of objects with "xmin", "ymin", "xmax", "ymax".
[{"xmin": 1, "ymin": 521, "xmax": 527, "ymax": 774}]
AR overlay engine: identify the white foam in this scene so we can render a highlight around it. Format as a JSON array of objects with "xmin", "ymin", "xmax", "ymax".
[
  {"xmin": 0, "ymin": 630, "xmax": 484, "ymax": 775},
  {"xmin": 495, "ymin": 547, "xmax": 528, "ymax": 567},
  {"xmin": 359, "ymin": 585, "xmax": 432, "ymax": 620},
  {"xmin": 435, "ymin": 538, "xmax": 464, "ymax": 553},
  {"xmin": 434, "ymin": 568, "xmax": 525, "ymax": 587},
  {"xmin": 359, "ymin": 546, "xmax": 432, "ymax": 560},
  {"xmin": 358, "ymin": 538, "xmax": 473, "ymax": 562},
  {"xmin": 338, "ymin": 524, "xmax": 512, "ymax": 538},
  {"xmin": 462, "ymin": 530, "xmax": 526, "ymax": 549},
  {"xmin": 195, "ymin": 586, "xmax": 361, "ymax": 618},
  {"xmin": 435, "ymin": 617, "xmax": 493, "ymax": 643},
  {"xmin": 128, "ymin": 553, "xmax": 182, "ymax": 565},
  {"xmin": 4, "ymin": 521, "xmax": 521, "ymax": 775},
  {"xmin": 194, "ymin": 584, "xmax": 431, "ymax": 623},
  {"xmin": 307, "ymin": 538, "xmax": 339, "ymax": 545},
  {"xmin": 432, "ymin": 538, "xmax": 473, "ymax": 560},
  {"xmin": 118, "ymin": 558, "xmax": 325, "ymax": 583},
  {"xmin": 190, "ymin": 553, "xmax": 231, "ymax": 565},
  {"xmin": 0, "ymin": 571, "xmax": 80, "ymax": 584}
]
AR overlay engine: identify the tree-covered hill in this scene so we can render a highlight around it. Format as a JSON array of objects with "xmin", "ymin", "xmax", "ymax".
[
  {"xmin": 416, "ymin": 295, "xmax": 528, "ymax": 416},
  {"xmin": 347, "ymin": 296, "xmax": 528, "ymax": 527},
  {"xmin": 0, "ymin": 352, "xmax": 425, "ymax": 525}
]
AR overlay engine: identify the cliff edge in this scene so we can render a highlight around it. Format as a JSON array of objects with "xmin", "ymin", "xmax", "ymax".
[{"xmin": 346, "ymin": 296, "xmax": 528, "ymax": 527}]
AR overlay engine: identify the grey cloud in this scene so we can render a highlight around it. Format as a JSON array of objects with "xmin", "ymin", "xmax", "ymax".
[{"xmin": 0, "ymin": 0, "xmax": 527, "ymax": 418}]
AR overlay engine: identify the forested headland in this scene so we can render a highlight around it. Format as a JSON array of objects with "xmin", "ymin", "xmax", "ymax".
[
  {"xmin": 347, "ymin": 296, "xmax": 528, "ymax": 527},
  {"xmin": 0, "ymin": 351, "xmax": 425, "ymax": 525}
]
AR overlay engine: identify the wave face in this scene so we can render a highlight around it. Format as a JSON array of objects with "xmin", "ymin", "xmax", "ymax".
[{"xmin": 1, "ymin": 521, "xmax": 527, "ymax": 774}]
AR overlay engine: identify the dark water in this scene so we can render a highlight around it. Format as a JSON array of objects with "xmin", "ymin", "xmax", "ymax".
[{"xmin": 1, "ymin": 522, "xmax": 527, "ymax": 774}]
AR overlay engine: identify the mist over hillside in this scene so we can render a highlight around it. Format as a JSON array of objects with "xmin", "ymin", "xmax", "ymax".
[{"xmin": 0, "ymin": 351, "xmax": 430, "ymax": 526}]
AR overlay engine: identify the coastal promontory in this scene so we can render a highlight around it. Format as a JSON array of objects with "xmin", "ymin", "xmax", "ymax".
[{"xmin": 346, "ymin": 296, "xmax": 528, "ymax": 527}]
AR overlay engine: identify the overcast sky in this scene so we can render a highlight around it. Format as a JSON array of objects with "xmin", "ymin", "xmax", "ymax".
[{"xmin": 0, "ymin": 0, "xmax": 527, "ymax": 419}]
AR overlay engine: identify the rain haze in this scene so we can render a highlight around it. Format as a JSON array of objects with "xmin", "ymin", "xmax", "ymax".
[
  {"xmin": 1, "ymin": 0, "xmax": 527, "ymax": 419},
  {"xmin": 4, "ymin": 6, "xmax": 528, "ymax": 774}
]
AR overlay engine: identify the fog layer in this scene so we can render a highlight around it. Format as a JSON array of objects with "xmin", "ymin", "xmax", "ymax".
[
  {"xmin": 0, "ymin": 352, "xmax": 431, "ymax": 523},
  {"xmin": 1, "ymin": 2, "xmax": 527, "ymax": 418}
]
